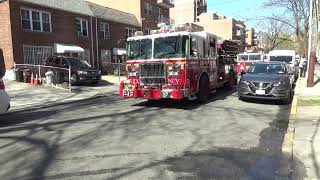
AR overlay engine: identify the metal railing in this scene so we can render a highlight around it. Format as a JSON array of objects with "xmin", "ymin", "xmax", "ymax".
[{"xmin": 14, "ymin": 64, "xmax": 72, "ymax": 92}]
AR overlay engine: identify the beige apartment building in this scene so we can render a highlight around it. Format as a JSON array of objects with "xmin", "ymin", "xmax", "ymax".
[
  {"xmin": 196, "ymin": 12, "xmax": 246, "ymax": 51},
  {"xmin": 170, "ymin": 0, "xmax": 207, "ymax": 23},
  {"xmin": 87, "ymin": 0, "xmax": 174, "ymax": 34},
  {"xmin": 245, "ymin": 28, "xmax": 256, "ymax": 50}
]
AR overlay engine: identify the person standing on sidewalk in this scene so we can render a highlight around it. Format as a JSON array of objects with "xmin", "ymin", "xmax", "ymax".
[
  {"xmin": 0, "ymin": 48, "xmax": 5, "ymax": 78},
  {"xmin": 299, "ymin": 58, "xmax": 307, "ymax": 77}
]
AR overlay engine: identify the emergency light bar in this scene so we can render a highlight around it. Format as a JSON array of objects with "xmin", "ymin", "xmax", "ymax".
[{"xmin": 150, "ymin": 23, "xmax": 204, "ymax": 35}]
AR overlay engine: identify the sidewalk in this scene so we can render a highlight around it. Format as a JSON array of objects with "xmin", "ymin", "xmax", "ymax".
[
  {"xmin": 292, "ymin": 67, "xmax": 320, "ymax": 179},
  {"xmin": 4, "ymin": 75, "xmax": 122, "ymax": 112}
]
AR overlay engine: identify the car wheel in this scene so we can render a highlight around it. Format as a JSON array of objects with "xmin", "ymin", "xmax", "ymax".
[
  {"xmin": 238, "ymin": 95, "xmax": 246, "ymax": 101},
  {"xmin": 196, "ymin": 76, "xmax": 210, "ymax": 103},
  {"xmin": 70, "ymin": 74, "xmax": 78, "ymax": 85},
  {"xmin": 281, "ymin": 90, "xmax": 292, "ymax": 105}
]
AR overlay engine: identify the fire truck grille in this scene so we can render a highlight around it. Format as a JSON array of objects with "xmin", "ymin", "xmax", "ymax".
[{"xmin": 140, "ymin": 63, "xmax": 166, "ymax": 85}]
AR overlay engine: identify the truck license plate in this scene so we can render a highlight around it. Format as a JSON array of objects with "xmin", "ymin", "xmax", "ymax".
[
  {"xmin": 123, "ymin": 90, "xmax": 134, "ymax": 97},
  {"xmin": 255, "ymin": 90, "xmax": 265, "ymax": 95}
]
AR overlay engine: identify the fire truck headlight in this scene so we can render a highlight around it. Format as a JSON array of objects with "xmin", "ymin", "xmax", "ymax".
[
  {"xmin": 127, "ymin": 65, "xmax": 139, "ymax": 78},
  {"xmin": 128, "ymin": 72, "xmax": 138, "ymax": 77},
  {"xmin": 167, "ymin": 64, "xmax": 181, "ymax": 77},
  {"xmin": 168, "ymin": 71, "xmax": 180, "ymax": 76}
]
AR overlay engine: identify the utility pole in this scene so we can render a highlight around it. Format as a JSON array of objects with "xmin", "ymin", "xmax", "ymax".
[{"xmin": 307, "ymin": 0, "xmax": 319, "ymax": 87}]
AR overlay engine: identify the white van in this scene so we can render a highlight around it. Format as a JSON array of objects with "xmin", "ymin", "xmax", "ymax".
[{"xmin": 268, "ymin": 50, "xmax": 299, "ymax": 81}]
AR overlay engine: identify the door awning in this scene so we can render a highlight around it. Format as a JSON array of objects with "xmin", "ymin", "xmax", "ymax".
[
  {"xmin": 113, "ymin": 48, "xmax": 126, "ymax": 55},
  {"xmin": 54, "ymin": 43, "xmax": 84, "ymax": 53}
]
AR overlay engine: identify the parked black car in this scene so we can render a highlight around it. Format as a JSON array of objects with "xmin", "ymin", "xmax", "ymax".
[
  {"xmin": 238, "ymin": 62, "xmax": 294, "ymax": 104},
  {"xmin": 45, "ymin": 55, "xmax": 101, "ymax": 85}
]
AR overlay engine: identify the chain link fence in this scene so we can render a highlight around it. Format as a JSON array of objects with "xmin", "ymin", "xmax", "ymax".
[{"xmin": 14, "ymin": 64, "xmax": 71, "ymax": 92}]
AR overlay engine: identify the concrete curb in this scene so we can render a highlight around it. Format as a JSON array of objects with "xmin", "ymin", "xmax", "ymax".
[{"xmin": 280, "ymin": 79, "xmax": 301, "ymax": 176}]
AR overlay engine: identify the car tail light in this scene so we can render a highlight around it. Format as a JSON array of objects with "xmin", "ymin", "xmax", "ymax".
[{"xmin": 0, "ymin": 80, "xmax": 5, "ymax": 90}]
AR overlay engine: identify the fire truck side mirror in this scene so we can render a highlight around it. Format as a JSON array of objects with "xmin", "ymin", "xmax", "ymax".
[{"xmin": 191, "ymin": 49, "xmax": 198, "ymax": 57}]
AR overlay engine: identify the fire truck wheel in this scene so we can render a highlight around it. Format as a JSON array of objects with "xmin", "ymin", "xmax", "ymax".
[{"xmin": 197, "ymin": 76, "xmax": 209, "ymax": 103}]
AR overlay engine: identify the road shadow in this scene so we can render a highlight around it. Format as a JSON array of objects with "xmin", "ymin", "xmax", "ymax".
[
  {"xmin": 132, "ymin": 88, "xmax": 237, "ymax": 110},
  {"xmin": 0, "ymin": 95, "xmax": 121, "ymax": 128},
  {"xmin": 104, "ymin": 106, "xmax": 306, "ymax": 180},
  {"xmin": 0, "ymin": 87, "xmax": 307, "ymax": 179}
]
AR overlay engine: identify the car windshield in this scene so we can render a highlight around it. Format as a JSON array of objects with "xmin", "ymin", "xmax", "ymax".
[
  {"xmin": 249, "ymin": 55, "xmax": 261, "ymax": 60},
  {"xmin": 238, "ymin": 55, "xmax": 249, "ymax": 61},
  {"xmin": 248, "ymin": 64, "xmax": 286, "ymax": 74},
  {"xmin": 153, "ymin": 36, "xmax": 187, "ymax": 59},
  {"xmin": 270, "ymin": 56, "xmax": 293, "ymax": 64},
  {"xmin": 127, "ymin": 39, "xmax": 152, "ymax": 60},
  {"xmin": 67, "ymin": 58, "xmax": 91, "ymax": 69}
]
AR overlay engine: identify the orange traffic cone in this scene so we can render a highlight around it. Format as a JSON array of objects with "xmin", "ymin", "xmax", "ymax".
[{"xmin": 30, "ymin": 73, "xmax": 34, "ymax": 85}]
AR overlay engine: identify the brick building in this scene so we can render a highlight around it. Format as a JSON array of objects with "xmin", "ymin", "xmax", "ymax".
[
  {"xmin": 170, "ymin": 0, "xmax": 207, "ymax": 23},
  {"xmin": 87, "ymin": 0, "xmax": 174, "ymax": 35},
  {"xmin": 0, "ymin": 0, "xmax": 140, "ymax": 74}
]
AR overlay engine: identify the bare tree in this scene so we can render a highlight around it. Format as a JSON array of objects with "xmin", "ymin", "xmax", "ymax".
[
  {"xmin": 257, "ymin": 19, "xmax": 294, "ymax": 52},
  {"xmin": 263, "ymin": 0, "xmax": 310, "ymax": 57}
]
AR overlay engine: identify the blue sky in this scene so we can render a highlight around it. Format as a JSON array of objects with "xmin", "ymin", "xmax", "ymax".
[{"xmin": 207, "ymin": 0, "xmax": 276, "ymax": 30}]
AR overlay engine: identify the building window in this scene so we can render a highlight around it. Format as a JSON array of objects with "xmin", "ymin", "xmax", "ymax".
[
  {"xmin": 99, "ymin": 22, "xmax": 110, "ymax": 39},
  {"xmin": 20, "ymin": 9, "xmax": 51, "ymax": 32},
  {"xmin": 101, "ymin": 50, "xmax": 112, "ymax": 63},
  {"xmin": 144, "ymin": 28, "xmax": 150, "ymax": 35},
  {"xmin": 144, "ymin": 3, "xmax": 152, "ymax": 16},
  {"xmin": 125, "ymin": 28, "xmax": 136, "ymax": 39},
  {"xmin": 158, "ymin": 8, "xmax": 162, "ymax": 21},
  {"xmin": 76, "ymin": 18, "xmax": 88, "ymax": 37},
  {"xmin": 23, "ymin": 45, "xmax": 53, "ymax": 64}
]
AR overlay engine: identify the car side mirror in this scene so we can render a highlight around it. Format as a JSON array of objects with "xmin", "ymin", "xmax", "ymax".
[{"xmin": 241, "ymin": 71, "xmax": 246, "ymax": 75}]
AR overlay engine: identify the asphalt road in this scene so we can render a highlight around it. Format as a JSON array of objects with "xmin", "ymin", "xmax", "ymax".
[{"xmin": 0, "ymin": 89, "xmax": 305, "ymax": 180}]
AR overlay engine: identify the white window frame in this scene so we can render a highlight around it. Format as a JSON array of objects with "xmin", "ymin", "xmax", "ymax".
[
  {"xmin": 100, "ymin": 22, "xmax": 110, "ymax": 39},
  {"xmin": 144, "ymin": 3, "xmax": 152, "ymax": 16},
  {"xmin": 76, "ymin": 18, "xmax": 88, "ymax": 37},
  {"xmin": 125, "ymin": 28, "xmax": 136, "ymax": 38},
  {"xmin": 158, "ymin": 8, "xmax": 162, "ymax": 21},
  {"xmin": 20, "ymin": 8, "xmax": 52, "ymax": 32}
]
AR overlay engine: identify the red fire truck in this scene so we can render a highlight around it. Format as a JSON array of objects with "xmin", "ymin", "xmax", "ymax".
[
  {"xmin": 236, "ymin": 52, "xmax": 263, "ymax": 74},
  {"xmin": 119, "ymin": 23, "xmax": 239, "ymax": 102}
]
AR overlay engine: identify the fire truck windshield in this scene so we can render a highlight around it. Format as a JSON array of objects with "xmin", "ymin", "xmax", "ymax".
[
  {"xmin": 127, "ymin": 39, "xmax": 152, "ymax": 60},
  {"xmin": 249, "ymin": 55, "xmax": 261, "ymax": 60},
  {"xmin": 270, "ymin": 56, "xmax": 293, "ymax": 64},
  {"xmin": 154, "ymin": 36, "xmax": 187, "ymax": 59},
  {"xmin": 238, "ymin": 55, "xmax": 249, "ymax": 61}
]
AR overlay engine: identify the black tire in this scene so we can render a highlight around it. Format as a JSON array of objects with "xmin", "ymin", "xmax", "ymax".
[
  {"xmin": 280, "ymin": 90, "xmax": 292, "ymax": 105},
  {"xmin": 70, "ymin": 74, "xmax": 78, "ymax": 85},
  {"xmin": 196, "ymin": 76, "xmax": 210, "ymax": 103},
  {"xmin": 91, "ymin": 81, "xmax": 99, "ymax": 85},
  {"xmin": 238, "ymin": 95, "xmax": 245, "ymax": 101}
]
